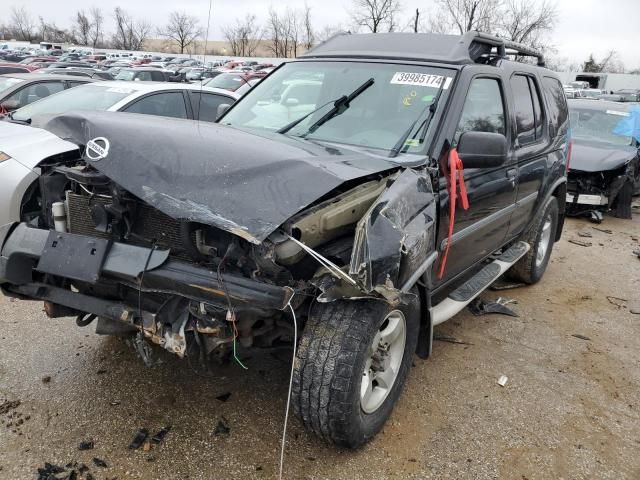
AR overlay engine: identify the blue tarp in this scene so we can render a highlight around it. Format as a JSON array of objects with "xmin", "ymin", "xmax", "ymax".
[{"xmin": 613, "ymin": 106, "xmax": 640, "ymax": 142}]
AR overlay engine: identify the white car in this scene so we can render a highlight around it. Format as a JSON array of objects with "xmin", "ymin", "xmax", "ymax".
[{"xmin": 0, "ymin": 81, "xmax": 240, "ymax": 225}]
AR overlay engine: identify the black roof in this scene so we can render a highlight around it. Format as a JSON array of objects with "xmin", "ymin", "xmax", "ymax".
[{"xmin": 301, "ymin": 31, "xmax": 545, "ymax": 67}]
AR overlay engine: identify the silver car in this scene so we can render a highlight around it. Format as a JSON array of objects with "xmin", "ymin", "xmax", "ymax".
[{"xmin": 0, "ymin": 81, "xmax": 240, "ymax": 225}]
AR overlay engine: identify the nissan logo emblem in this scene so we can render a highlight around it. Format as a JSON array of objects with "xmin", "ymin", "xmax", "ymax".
[{"xmin": 86, "ymin": 137, "xmax": 110, "ymax": 161}]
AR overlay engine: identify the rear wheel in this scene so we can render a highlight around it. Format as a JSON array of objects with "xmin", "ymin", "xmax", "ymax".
[
  {"xmin": 509, "ymin": 196, "xmax": 558, "ymax": 284},
  {"xmin": 292, "ymin": 295, "xmax": 419, "ymax": 448}
]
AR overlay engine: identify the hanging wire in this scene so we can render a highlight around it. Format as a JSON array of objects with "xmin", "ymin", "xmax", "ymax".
[{"xmin": 278, "ymin": 295, "xmax": 298, "ymax": 480}]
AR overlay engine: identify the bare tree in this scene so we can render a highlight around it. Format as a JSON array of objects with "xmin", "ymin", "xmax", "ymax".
[
  {"xmin": 72, "ymin": 10, "xmax": 91, "ymax": 46},
  {"xmin": 587, "ymin": 50, "xmax": 625, "ymax": 73},
  {"xmin": 430, "ymin": 0, "xmax": 500, "ymax": 35},
  {"xmin": 112, "ymin": 7, "xmax": 151, "ymax": 51},
  {"xmin": 158, "ymin": 11, "xmax": 203, "ymax": 54},
  {"xmin": 222, "ymin": 14, "xmax": 262, "ymax": 57},
  {"xmin": 350, "ymin": 0, "xmax": 401, "ymax": 33},
  {"xmin": 89, "ymin": 7, "xmax": 104, "ymax": 48},
  {"xmin": 498, "ymin": 0, "xmax": 557, "ymax": 50},
  {"xmin": 302, "ymin": 3, "xmax": 315, "ymax": 50},
  {"xmin": 266, "ymin": 7, "xmax": 303, "ymax": 58},
  {"xmin": 10, "ymin": 6, "xmax": 37, "ymax": 43},
  {"xmin": 38, "ymin": 17, "xmax": 70, "ymax": 43}
]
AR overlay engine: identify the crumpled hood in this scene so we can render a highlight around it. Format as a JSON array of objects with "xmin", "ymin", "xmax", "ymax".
[
  {"xmin": 570, "ymin": 139, "xmax": 637, "ymax": 173},
  {"xmin": 0, "ymin": 120, "xmax": 78, "ymax": 170},
  {"xmin": 40, "ymin": 111, "xmax": 400, "ymax": 244}
]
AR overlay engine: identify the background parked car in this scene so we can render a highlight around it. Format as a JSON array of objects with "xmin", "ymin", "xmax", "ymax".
[
  {"xmin": 9, "ymin": 81, "xmax": 240, "ymax": 125},
  {"xmin": 566, "ymin": 99, "xmax": 640, "ymax": 220},
  {"xmin": 114, "ymin": 67, "xmax": 173, "ymax": 82},
  {"xmin": 41, "ymin": 68, "xmax": 114, "ymax": 80},
  {"xmin": 0, "ymin": 73, "xmax": 95, "ymax": 117},
  {"xmin": 203, "ymin": 72, "xmax": 264, "ymax": 95}
]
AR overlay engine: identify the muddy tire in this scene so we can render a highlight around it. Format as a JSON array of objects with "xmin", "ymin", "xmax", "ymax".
[
  {"xmin": 292, "ymin": 295, "xmax": 419, "ymax": 448},
  {"xmin": 613, "ymin": 180, "xmax": 633, "ymax": 219},
  {"xmin": 509, "ymin": 196, "xmax": 559, "ymax": 285}
]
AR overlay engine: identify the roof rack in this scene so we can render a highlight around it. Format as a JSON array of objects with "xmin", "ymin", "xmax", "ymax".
[{"xmin": 301, "ymin": 30, "xmax": 546, "ymax": 67}]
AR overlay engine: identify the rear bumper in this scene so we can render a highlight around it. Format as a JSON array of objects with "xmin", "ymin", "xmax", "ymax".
[{"xmin": 0, "ymin": 223, "xmax": 293, "ymax": 316}]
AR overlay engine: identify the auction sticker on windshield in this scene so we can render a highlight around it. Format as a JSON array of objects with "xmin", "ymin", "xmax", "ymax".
[{"xmin": 391, "ymin": 73, "xmax": 452, "ymax": 89}]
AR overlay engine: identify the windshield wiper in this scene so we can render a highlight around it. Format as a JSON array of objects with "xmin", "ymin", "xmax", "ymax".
[
  {"xmin": 389, "ymin": 86, "xmax": 446, "ymax": 158},
  {"xmin": 277, "ymin": 77, "xmax": 375, "ymax": 135}
]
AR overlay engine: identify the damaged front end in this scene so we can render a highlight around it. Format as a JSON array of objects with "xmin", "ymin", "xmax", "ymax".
[
  {"xmin": 567, "ymin": 157, "xmax": 638, "ymax": 219},
  {"xmin": 0, "ymin": 111, "xmax": 437, "ymax": 366}
]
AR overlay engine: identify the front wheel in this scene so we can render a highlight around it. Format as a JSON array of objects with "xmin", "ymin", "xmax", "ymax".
[
  {"xmin": 509, "ymin": 196, "xmax": 559, "ymax": 284},
  {"xmin": 292, "ymin": 295, "xmax": 419, "ymax": 448}
]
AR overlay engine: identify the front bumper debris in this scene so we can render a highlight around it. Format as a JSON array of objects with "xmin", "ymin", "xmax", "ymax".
[{"xmin": 0, "ymin": 223, "xmax": 294, "ymax": 313}]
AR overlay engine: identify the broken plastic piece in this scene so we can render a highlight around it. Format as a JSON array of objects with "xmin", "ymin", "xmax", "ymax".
[
  {"xmin": 214, "ymin": 417, "xmax": 231, "ymax": 436},
  {"xmin": 151, "ymin": 426, "xmax": 171, "ymax": 444},
  {"xmin": 78, "ymin": 440, "xmax": 94, "ymax": 451},
  {"xmin": 468, "ymin": 298, "xmax": 518, "ymax": 317},
  {"xmin": 92, "ymin": 457, "xmax": 108, "ymax": 468},
  {"xmin": 128, "ymin": 429, "xmax": 149, "ymax": 449},
  {"xmin": 497, "ymin": 375, "xmax": 508, "ymax": 387},
  {"xmin": 569, "ymin": 239, "xmax": 592, "ymax": 247},
  {"xmin": 216, "ymin": 392, "xmax": 232, "ymax": 403}
]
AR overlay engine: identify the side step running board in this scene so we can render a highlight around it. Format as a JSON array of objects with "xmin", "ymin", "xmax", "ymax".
[{"xmin": 430, "ymin": 241, "xmax": 530, "ymax": 326}]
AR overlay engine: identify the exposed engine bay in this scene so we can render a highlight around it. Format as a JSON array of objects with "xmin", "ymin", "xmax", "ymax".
[{"xmin": 10, "ymin": 151, "xmax": 434, "ymax": 366}]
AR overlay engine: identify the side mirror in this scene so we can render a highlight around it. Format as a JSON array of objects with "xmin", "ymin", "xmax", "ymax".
[
  {"xmin": 217, "ymin": 103, "xmax": 231, "ymax": 118},
  {"xmin": 284, "ymin": 98, "xmax": 299, "ymax": 107},
  {"xmin": 457, "ymin": 131, "xmax": 508, "ymax": 168}
]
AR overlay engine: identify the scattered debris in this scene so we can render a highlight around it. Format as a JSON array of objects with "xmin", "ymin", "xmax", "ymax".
[
  {"xmin": 607, "ymin": 296, "xmax": 628, "ymax": 308},
  {"xmin": 577, "ymin": 231, "xmax": 593, "ymax": 238},
  {"xmin": 92, "ymin": 458, "xmax": 108, "ymax": 468},
  {"xmin": 151, "ymin": 426, "xmax": 171, "ymax": 444},
  {"xmin": 77, "ymin": 464, "xmax": 89, "ymax": 474},
  {"xmin": 214, "ymin": 417, "xmax": 231, "ymax": 436},
  {"xmin": 41, "ymin": 376, "xmax": 51, "ymax": 384},
  {"xmin": 128, "ymin": 429, "xmax": 149, "ymax": 449},
  {"xmin": 36, "ymin": 462, "xmax": 65, "ymax": 480},
  {"xmin": 497, "ymin": 375, "xmax": 508, "ymax": 387},
  {"xmin": 569, "ymin": 239, "xmax": 592, "ymax": 247},
  {"xmin": 434, "ymin": 335, "xmax": 474, "ymax": 346},
  {"xmin": 572, "ymin": 334, "xmax": 592, "ymax": 341},
  {"xmin": 489, "ymin": 278, "xmax": 526, "ymax": 291},
  {"xmin": 633, "ymin": 249, "xmax": 640, "ymax": 259},
  {"xmin": 469, "ymin": 298, "xmax": 519, "ymax": 317},
  {"xmin": 630, "ymin": 307, "xmax": 640, "ymax": 315},
  {"xmin": 216, "ymin": 392, "xmax": 232, "ymax": 403},
  {"xmin": 143, "ymin": 441, "xmax": 151, "ymax": 452},
  {"xmin": 96, "ymin": 369, "xmax": 108, "ymax": 375},
  {"xmin": 0, "ymin": 400, "xmax": 20, "ymax": 415},
  {"xmin": 78, "ymin": 440, "xmax": 94, "ymax": 451},
  {"xmin": 592, "ymin": 226, "xmax": 613, "ymax": 234},
  {"xmin": 86, "ymin": 473, "xmax": 95, "ymax": 480}
]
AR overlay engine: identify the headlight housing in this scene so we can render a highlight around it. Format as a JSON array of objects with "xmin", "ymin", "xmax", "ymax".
[{"xmin": 0, "ymin": 151, "xmax": 11, "ymax": 163}]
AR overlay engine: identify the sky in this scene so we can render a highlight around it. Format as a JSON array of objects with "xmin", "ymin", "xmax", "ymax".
[{"xmin": 4, "ymin": 0, "xmax": 639, "ymax": 70}]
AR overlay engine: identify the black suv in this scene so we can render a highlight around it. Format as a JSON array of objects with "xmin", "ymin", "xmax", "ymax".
[{"xmin": 0, "ymin": 31, "xmax": 570, "ymax": 448}]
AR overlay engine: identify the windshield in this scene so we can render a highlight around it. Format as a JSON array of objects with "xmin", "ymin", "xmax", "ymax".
[
  {"xmin": 569, "ymin": 107, "xmax": 632, "ymax": 146},
  {"xmin": 115, "ymin": 70, "xmax": 136, "ymax": 81},
  {"xmin": 12, "ymin": 85, "xmax": 134, "ymax": 122},
  {"xmin": 222, "ymin": 61, "xmax": 454, "ymax": 153},
  {"xmin": 0, "ymin": 77, "xmax": 24, "ymax": 93}
]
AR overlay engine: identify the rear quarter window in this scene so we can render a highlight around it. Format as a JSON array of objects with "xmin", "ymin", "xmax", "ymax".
[{"xmin": 542, "ymin": 77, "xmax": 569, "ymax": 136}]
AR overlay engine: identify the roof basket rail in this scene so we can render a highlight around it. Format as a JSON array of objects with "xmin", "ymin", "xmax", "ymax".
[{"xmin": 463, "ymin": 31, "xmax": 546, "ymax": 67}]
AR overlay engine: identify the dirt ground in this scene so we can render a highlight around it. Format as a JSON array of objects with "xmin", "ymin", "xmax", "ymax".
[{"xmin": 0, "ymin": 214, "xmax": 639, "ymax": 480}]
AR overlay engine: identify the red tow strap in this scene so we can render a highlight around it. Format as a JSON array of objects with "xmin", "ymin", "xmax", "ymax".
[{"xmin": 437, "ymin": 148, "xmax": 469, "ymax": 280}]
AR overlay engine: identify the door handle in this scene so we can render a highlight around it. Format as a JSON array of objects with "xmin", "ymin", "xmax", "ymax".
[{"xmin": 506, "ymin": 168, "xmax": 517, "ymax": 179}]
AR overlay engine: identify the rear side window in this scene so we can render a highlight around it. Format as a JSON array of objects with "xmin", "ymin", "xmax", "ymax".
[
  {"xmin": 510, "ymin": 75, "xmax": 537, "ymax": 145},
  {"xmin": 456, "ymin": 78, "xmax": 506, "ymax": 143},
  {"xmin": 123, "ymin": 92, "xmax": 188, "ymax": 119},
  {"xmin": 542, "ymin": 77, "xmax": 569, "ymax": 136}
]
